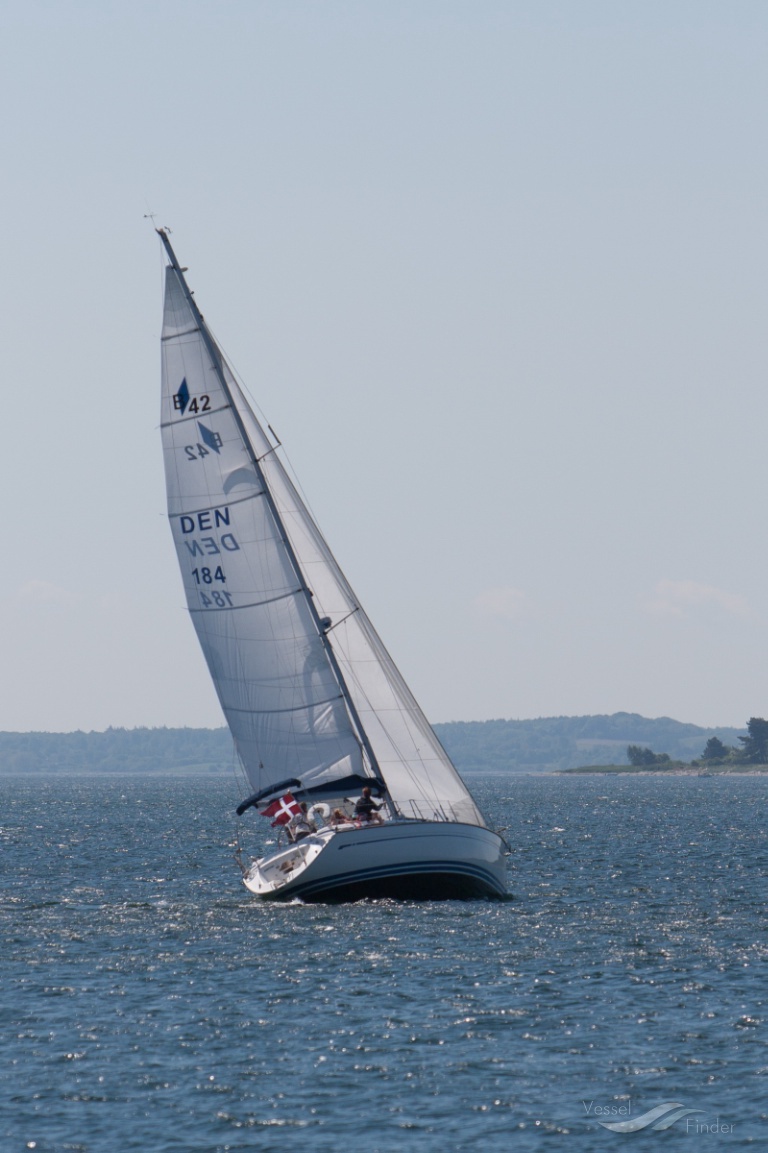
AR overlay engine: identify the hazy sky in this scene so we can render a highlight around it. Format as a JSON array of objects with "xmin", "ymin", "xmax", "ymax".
[{"xmin": 1, "ymin": 1, "xmax": 766, "ymax": 732}]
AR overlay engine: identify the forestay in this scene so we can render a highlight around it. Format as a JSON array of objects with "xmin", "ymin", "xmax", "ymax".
[{"xmin": 160, "ymin": 252, "xmax": 486, "ymax": 829}]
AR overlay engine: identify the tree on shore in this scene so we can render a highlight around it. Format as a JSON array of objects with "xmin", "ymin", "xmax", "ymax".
[
  {"xmin": 700, "ymin": 736, "xmax": 730, "ymax": 763},
  {"xmin": 737, "ymin": 717, "xmax": 768, "ymax": 763},
  {"xmin": 627, "ymin": 745, "xmax": 671, "ymax": 767}
]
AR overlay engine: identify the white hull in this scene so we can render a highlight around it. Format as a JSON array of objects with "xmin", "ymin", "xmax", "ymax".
[{"xmin": 243, "ymin": 820, "xmax": 508, "ymax": 901}]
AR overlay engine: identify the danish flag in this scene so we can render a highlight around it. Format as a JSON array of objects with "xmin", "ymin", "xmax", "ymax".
[{"xmin": 260, "ymin": 792, "xmax": 301, "ymax": 827}]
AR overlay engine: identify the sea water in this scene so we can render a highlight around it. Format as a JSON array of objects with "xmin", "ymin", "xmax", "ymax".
[{"xmin": 1, "ymin": 773, "xmax": 766, "ymax": 1151}]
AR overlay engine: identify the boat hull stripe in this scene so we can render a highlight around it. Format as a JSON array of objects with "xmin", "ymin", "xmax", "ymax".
[{"xmin": 262, "ymin": 858, "xmax": 507, "ymax": 900}]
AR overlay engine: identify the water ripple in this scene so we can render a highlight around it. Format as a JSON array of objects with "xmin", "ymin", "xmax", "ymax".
[{"xmin": 1, "ymin": 773, "xmax": 766, "ymax": 1149}]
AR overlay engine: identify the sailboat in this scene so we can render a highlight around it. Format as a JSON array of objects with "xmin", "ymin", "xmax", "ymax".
[{"xmin": 157, "ymin": 230, "xmax": 508, "ymax": 901}]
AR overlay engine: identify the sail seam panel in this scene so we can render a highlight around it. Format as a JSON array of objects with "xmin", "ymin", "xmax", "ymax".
[
  {"xmin": 225, "ymin": 693, "xmax": 345, "ymax": 717},
  {"xmin": 168, "ymin": 491, "xmax": 265, "ymax": 518},
  {"xmin": 160, "ymin": 402, "xmax": 231, "ymax": 429},
  {"xmin": 161, "ymin": 326, "xmax": 200, "ymax": 341},
  {"xmin": 189, "ymin": 589, "xmax": 302, "ymax": 614}
]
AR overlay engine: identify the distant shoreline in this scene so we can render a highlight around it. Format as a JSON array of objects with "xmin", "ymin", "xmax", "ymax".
[
  {"xmin": 0, "ymin": 715, "xmax": 751, "ymax": 776},
  {"xmin": 562, "ymin": 763, "xmax": 768, "ymax": 775}
]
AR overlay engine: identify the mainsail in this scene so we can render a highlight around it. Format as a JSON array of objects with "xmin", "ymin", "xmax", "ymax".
[{"xmin": 159, "ymin": 233, "xmax": 486, "ymax": 827}]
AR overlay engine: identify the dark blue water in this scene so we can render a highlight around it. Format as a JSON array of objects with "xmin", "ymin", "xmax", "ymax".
[{"xmin": 1, "ymin": 773, "xmax": 766, "ymax": 1151}]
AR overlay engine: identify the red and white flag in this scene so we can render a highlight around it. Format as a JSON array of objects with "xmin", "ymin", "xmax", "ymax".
[{"xmin": 260, "ymin": 792, "xmax": 301, "ymax": 827}]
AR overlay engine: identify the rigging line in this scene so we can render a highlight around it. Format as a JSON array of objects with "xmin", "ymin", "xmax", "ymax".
[
  {"xmin": 269, "ymin": 441, "xmax": 324, "ymax": 531},
  {"xmin": 255, "ymin": 443, "xmax": 280, "ymax": 463},
  {"xmin": 198, "ymin": 309, "xmax": 355, "ymax": 604},
  {"xmin": 324, "ymin": 606, "xmax": 360, "ymax": 633},
  {"xmin": 346, "ymin": 611, "xmax": 468, "ymax": 801},
  {"xmin": 336, "ymin": 645, "xmax": 450, "ymax": 806},
  {"xmin": 227, "ymin": 736, "xmax": 250, "ymax": 805},
  {"xmin": 252, "ymin": 423, "xmax": 283, "ymax": 464},
  {"xmin": 209, "ymin": 328, "xmax": 326, "ymax": 531},
  {"xmin": 154, "ymin": 215, "xmax": 168, "ymax": 323},
  {"xmin": 204, "ymin": 322, "xmax": 280, "ymax": 441}
]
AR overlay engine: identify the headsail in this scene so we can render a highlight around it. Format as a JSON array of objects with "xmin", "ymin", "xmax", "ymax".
[{"xmin": 159, "ymin": 234, "xmax": 486, "ymax": 827}]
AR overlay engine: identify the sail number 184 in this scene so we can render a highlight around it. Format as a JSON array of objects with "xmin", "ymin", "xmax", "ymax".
[
  {"xmin": 191, "ymin": 566, "xmax": 233, "ymax": 609},
  {"xmin": 192, "ymin": 566, "xmax": 226, "ymax": 585}
]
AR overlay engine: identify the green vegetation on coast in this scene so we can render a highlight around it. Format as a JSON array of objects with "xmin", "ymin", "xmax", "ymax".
[
  {"xmin": 564, "ymin": 716, "xmax": 768, "ymax": 773},
  {"xmin": 566, "ymin": 763, "xmax": 768, "ymax": 774},
  {"xmin": 0, "ymin": 712, "xmax": 752, "ymax": 775}
]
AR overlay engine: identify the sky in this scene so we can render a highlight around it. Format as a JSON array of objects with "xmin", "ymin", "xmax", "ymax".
[{"xmin": 1, "ymin": 0, "xmax": 766, "ymax": 733}]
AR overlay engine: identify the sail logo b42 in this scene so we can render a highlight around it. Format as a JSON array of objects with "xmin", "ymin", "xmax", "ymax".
[
  {"xmin": 173, "ymin": 377, "xmax": 211, "ymax": 416},
  {"xmin": 183, "ymin": 423, "xmax": 224, "ymax": 461}
]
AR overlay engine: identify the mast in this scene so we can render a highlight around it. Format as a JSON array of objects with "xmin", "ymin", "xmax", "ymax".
[{"xmin": 157, "ymin": 230, "xmax": 386, "ymax": 788}]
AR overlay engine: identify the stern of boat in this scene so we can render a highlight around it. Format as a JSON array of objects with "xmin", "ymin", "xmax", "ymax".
[{"xmin": 243, "ymin": 828, "xmax": 333, "ymax": 897}]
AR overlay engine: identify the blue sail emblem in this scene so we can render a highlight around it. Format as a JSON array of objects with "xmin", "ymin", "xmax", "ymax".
[
  {"xmin": 198, "ymin": 422, "xmax": 223, "ymax": 454},
  {"xmin": 173, "ymin": 378, "xmax": 190, "ymax": 414}
]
